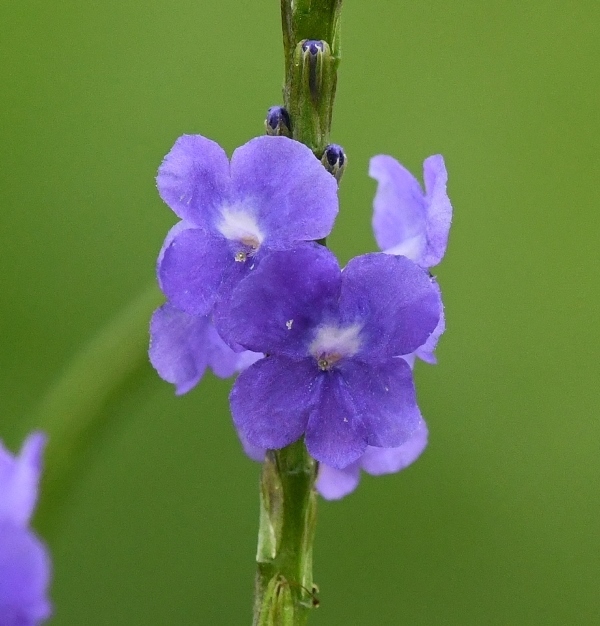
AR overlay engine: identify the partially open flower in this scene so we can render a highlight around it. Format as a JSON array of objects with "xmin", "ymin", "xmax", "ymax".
[{"xmin": 370, "ymin": 154, "xmax": 452, "ymax": 269}]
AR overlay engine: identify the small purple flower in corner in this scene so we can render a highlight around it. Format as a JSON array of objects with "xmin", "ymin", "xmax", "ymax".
[{"xmin": 0, "ymin": 433, "xmax": 52, "ymax": 625}]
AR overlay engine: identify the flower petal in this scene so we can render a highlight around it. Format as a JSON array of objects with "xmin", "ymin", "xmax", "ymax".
[
  {"xmin": 402, "ymin": 279, "xmax": 446, "ymax": 364},
  {"xmin": 339, "ymin": 253, "xmax": 441, "ymax": 360},
  {"xmin": 230, "ymin": 356, "xmax": 318, "ymax": 450},
  {"xmin": 370, "ymin": 154, "xmax": 452, "ymax": 268},
  {"xmin": 0, "ymin": 521, "xmax": 52, "ymax": 624},
  {"xmin": 305, "ymin": 373, "xmax": 368, "ymax": 469},
  {"xmin": 400, "ymin": 353, "xmax": 416, "ymax": 369},
  {"xmin": 150, "ymin": 304, "xmax": 258, "ymax": 394},
  {"xmin": 370, "ymin": 155, "xmax": 426, "ymax": 256},
  {"xmin": 156, "ymin": 221, "xmax": 195, "ymax": 286},
  {"xmin": 237, "ymin": 431, "xmax": 266, "ymax": 463},
  {"xmin": 204, "ymin": 323, "xmax": 260, "ymax": 378},
  {"xmin": 361, "ymin": 419, "xmax": 428, "ymax": 475},
  {"xmin": 149, "ymin": 304, "xmax": 211, "ymax": 395},
  {"xmin": 156, "ymin": 135, "xmax": 231, "ymax": 227},
  {"xmin": 414, "ymin": 304, "xmax": 445, "ymax": 364},
  {"xmin": 232, "ymin": 349, "xmax": 264, "ymax": 372},
  {"xmin": 421, "ymin": 155, "xmax": 452, "ymax": 268},
  {"xmin": 158, "ymin": 228, "xmax": 230, "ymax": 316},
  {"xmin": 230, "ymin": 136, "xmax": 338, "ymax": 244},
  {"xmin": 315, "ymin": 462, "xmax": 361, "ymax": 500},
  {"xmin": 0, "ymin": 433, "xmax": 46, "ymax": 527},
  {"xmin": 215, "ymin": 244, "xmax": 341, "ymax": 357},
  {"xmin": 339, "ymin": 358, "xmax": 422, "ymax": 448}
]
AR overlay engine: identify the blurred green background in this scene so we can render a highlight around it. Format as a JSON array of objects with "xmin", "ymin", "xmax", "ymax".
[{"xmin": 2, "ymin": 0, "xmax": 599, "ymax": 623}]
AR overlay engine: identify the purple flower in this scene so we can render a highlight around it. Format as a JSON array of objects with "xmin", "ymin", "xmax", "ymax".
[
  {"xmin": 370, "ymin": 154, "xmax": 451, "ymax": 364},
  {"xmin": 315, "ymin": 418, "xmax": 428, "ymax": 500},
  {"xmin": 370, "ymin": 154, "xmax": 452, "ymax": 269},
  {"xmin": 217, "ymin": 243, "xmax": 441, "ymax": 469},
  {"xmin": 0, "ymin": 433, "xmax": 51, "ymax": 625},
  {"xmin": 149, "ymin": 303, "xmax": 262, "ymax": 395},
  {"xmin": 156, "ymin": 134, "xmax": 338, "ymax": 317}
]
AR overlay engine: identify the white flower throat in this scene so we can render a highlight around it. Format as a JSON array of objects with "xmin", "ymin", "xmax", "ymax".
[
  {"xmin": 217, "ymin": 206, "xmax": 264, "ymax": 262},
  {"xmin": 309, "ymin": 324, "xmax": 362, "ymax": 370}
]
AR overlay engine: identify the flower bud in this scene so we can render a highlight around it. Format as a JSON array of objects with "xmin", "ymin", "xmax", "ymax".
[
  {"xmin": 265, "ymin": 106, "xmax": 292, "ymax": 138},
  {"xmin": 301, "ymin": 40, "xmax": 325, "ymax": 56},
  {"xmin": 287, "ymin": 39, "xmax": 337, "ymax": 152},
  {"xmin": 321, "ymin": 144, "xmax": 346, "ymax": 182},
  {"xmin": 299, "ymin": 39, "xmax": 328, "ymax": 100}
]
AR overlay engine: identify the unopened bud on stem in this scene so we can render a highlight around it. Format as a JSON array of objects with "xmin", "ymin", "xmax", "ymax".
[
  {"xmin": 265, "ymin": 106, "xmax": 292, "ymax": 137},
  {"xmin": 287, "ymin": 39, "xmax": 337, "ymax": 154},
  {"xmin": 321, "ymin": 144, "xmax": 346, "ymax": 182}
]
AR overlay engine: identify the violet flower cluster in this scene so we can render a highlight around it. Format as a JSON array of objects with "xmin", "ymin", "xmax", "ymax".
[
  {"xmin": 150, "ymin": 132, "xmax": 452, "ymax": 499},
  {"xmin": 0, "ymin": 433, "xmax": 52, "ymax": 625}
]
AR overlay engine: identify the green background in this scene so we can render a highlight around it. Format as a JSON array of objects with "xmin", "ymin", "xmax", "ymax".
[{"xmin": 2, "ymin": 0, "xmax": 599, "ymax": 623}]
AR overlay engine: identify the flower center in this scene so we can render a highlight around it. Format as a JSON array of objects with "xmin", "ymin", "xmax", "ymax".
[
  {"xmin": 217, "ymin": 206, "xmax": 265, "ymax": 261},
  {"xmin": 309, "ymin": 324, "xmax": 362, "ymax": 371}
]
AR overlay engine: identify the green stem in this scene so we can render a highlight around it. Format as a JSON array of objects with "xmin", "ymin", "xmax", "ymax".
[
  {"xmin": 282, "ymin": 0, "xmax": 342, "ymax": 155},
  {"xmin": 253, "ymin": 2, "xmax": 342, "ymax": 624},
  {"xmin": 254, "ymin": 440, "xmax": 318, "ymax": 625}
]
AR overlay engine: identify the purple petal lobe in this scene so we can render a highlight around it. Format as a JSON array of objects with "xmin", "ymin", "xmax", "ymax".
[
  {"xmin": 0, "ymin": 433, "xmax": 46, "ymax": 527},
  {"xmin": 157, "ymin": 135, "xmax": 230, "ymax": 227},
  {"xmin": 315, "ymin": 419, "xmax": 428, "ymax": 500},
  {"xmin": 233, "ymin": 350, "xmax": 264, "ymax": 372},
  {"xmin": 370, "ymin": 154, "xmax": 452, "ymax": 268},
  {"xmin": 237, "ymin": 432, "xmax": 266, "ymax": 463},
  {"xmin": 230, "ymin": 356, "xmax": 318, "ymax": 450},
  {"xmin": 149, "ymin": 304, "xmax": 259, "ymax": 394},
  {"xmin": 400, "ymin": 353, "xmax": 416, "ymax": 369},
  {"xmin": 340, "ymin": 358, "xmax": 422, "ymax": 448},
  {"xmin": 0, "ymin": 522, "xmax": 52, "ymax": 625},
  {"xmin": 216, "ymin": 244, "xmax": 341, "ymax": 357},
  {"xmin": 149, "ymin": 304, "xmax": 211, "ymax": 395},
  {"xmin": 402, "ymin": 279, "xmax": 446, "ymax": 364},
  {"xmin": 156, "ymin": 221, "xmax": 195, "ymax": 283},
  {"xmin": 205, "ymin": 324, "xmax": 261, "ymax": 378},
  {"xmin": 370, "ymin": 155, "xmax": 426, "ymax": 255},
  {"xmin": 361, "ymin": 419, "xmax": 428, "ymax": 475},
  {"xmin": 305, "ymin": 373, "xmax": 368, "ymax": 469},
  {"xmin": 230, "ymin": 136, "xmax": 338, "ymax": 244},
  {"xmin": 413, "ymin": 304, "xmax": 445, "ymax": 364},
  {"xmin": 339, "ymin": 253, "xmax": 441, "ymax": 359},
  {"xmin": 315, "ymin": 462, "xmax": 361, "ymax": 500},
  {"xmin": 421, "ymin": 155, "xmax": 452, "ymax": 268},
  {"xmin": 159, "ymin": 228, "xmax": 230, "ymax": 316}
]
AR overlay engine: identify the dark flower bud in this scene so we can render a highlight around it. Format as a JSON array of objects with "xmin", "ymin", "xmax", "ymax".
[
  {"xmin": 321, "ymin": 144, "xmax": 346, "ymax": 182},
  {"xmin": 265, "ymin": 106, "xmax": 292, "ymax": 138},
  {"xmin": 297, "ymin": 39, "xmax": 330, "ymax": 100},
  {"xmin": 301, "ymin": 40, "xmax": 325, "ymax": 56},
  {"xmin": 287, "ymin": 39, "xmax": 336, "ymax": 152}
]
